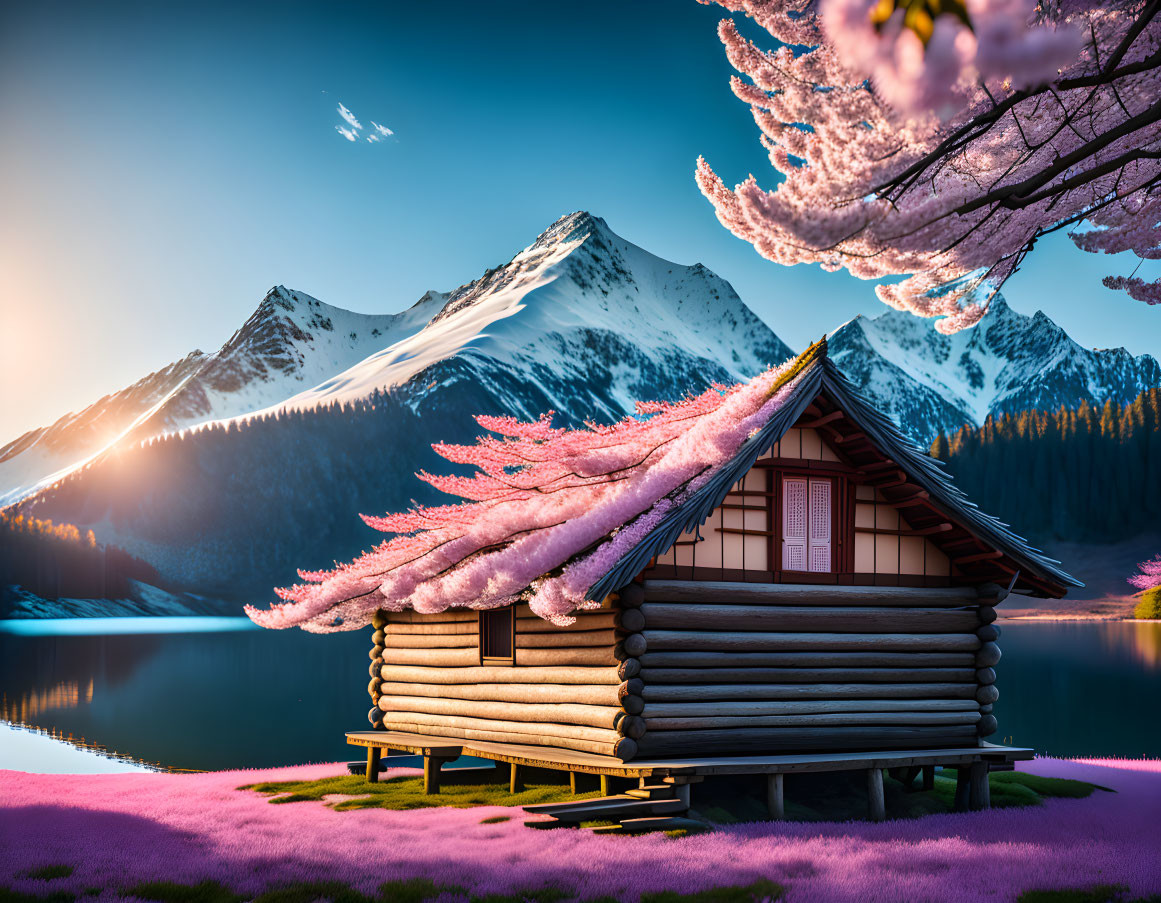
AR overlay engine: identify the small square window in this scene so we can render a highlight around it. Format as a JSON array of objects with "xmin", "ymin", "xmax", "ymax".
[{"xmin": 479, "ymin": 607, "xmax": 514, "ymax": 664}]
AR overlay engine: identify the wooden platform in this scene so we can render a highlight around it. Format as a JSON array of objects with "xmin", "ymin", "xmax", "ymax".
[{"xmin": 346, "ymin": 729, "xmax": 1032, "ymax": 779}]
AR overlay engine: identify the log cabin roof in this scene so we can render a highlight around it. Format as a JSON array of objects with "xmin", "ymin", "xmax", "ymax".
[{"xmin": 585, "ymin": 338, "xmax": 1081, "ymax": 601}]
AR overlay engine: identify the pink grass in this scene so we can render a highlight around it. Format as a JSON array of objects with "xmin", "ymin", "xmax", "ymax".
[{"xmin": 2, "ymin": 759, "xmax": 1160, "ymax": 903}]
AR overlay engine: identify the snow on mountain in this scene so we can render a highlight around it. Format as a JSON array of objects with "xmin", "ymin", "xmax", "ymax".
[
  {"xmin": 829, "ymin": 296, "xmax": 1161, "ymax": 444},
  {"xmin": 0, "ymin": 351, "xmax": 207, "ymax": 506},
  {"xmin": 0, "ymin": 287, "xmax": 444, "ymax": 505},
  {"xmin": 229, "ymin": 212, "xmax": 791, "ymax": 427},
  {"xmin": 136, "ymin": 286, "xmax": 446, "ymax": 434}
]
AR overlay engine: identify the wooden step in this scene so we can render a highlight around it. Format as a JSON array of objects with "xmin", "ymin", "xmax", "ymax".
[
  {"xmin": 523, "ymin": 794, "xmax": 636, "ymax": 814},
  {"xmin": 590, "ymin": 816, "xmax": 709, "ymax": 835},
  {"xmin": 523, "ymin": 797, "xmax": 688, "ymax": 823},
  {"xmin": 523, "ymin": 817, "xmax": 568, "ymax": 830},
  {"xmin": 625, "ymin": 785, "xmax": 675, "ymax": 800}
]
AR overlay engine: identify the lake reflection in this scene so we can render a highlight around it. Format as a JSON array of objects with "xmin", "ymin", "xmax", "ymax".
[{"xmin": 1, "ymin": 617, "xmax": 1159, "ymax": 771}]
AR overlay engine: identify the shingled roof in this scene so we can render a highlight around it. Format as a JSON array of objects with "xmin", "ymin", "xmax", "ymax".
[{"xmin": 586, "ymin": 338, "xmax": 1081, "ymax": 601}]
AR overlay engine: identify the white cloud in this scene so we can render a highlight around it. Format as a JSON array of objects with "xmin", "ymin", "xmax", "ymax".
[
  {"xmin": 337, "ymin": 102, "xmax": 362, "ymax": 131},
  {"xmin": 335, "ymin": 125, "xmax": 359, "ymax": 142},
  {"xmin": 366, "ymin": 133, "xmax": 381, "ymax": 143},
  {"xmin": 370, "ymin": 120, "xmax": 394, "ymax": 138}
]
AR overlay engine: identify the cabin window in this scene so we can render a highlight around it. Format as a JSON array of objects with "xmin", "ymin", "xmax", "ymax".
[
  {"xmin": 782, "ymin": 477, "xmax": 832, "ymax": 573},
  {"xmin": 479, "ymin": 607, "xmax": 515, "ymax": 665}
]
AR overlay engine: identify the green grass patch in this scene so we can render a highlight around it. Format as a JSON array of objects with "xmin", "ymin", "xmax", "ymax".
[
  {"xmin": 1018, "ymin": 885, "xmax": 1161, "ymax": 903},
  {"xmin": 0, "ymin": 890, "xmax": 75, "ymax": 903},
  {"xmin": 639, "ymin": 879, "xmax": 785, "ymax": 902},
  {"xmin": 479, "ymin": 815, "xmax": 511, "ymax": 824},
  {"xmin": 468, "ymin": 887, "xmax": 573, "ymax": 903},
  {"xmin": 20, "ymin": 869, "xmax": 73, "ymax": 882},
  {"xmin": 128, "ymin": 881, "xmax": 242, "ymax": 903},
  {"xmin": 239, "ymin": 772, "xmax": 600, "ymax": 812}
]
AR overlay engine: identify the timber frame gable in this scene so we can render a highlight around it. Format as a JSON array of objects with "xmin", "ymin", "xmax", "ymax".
[{"xmin": 587, "ymin": 340, "xmax": 1080, "ymax": 601}]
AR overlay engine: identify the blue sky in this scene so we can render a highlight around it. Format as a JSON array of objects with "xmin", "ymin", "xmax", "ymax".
[{"xmin": 1, "ymin": 0, "xmax": 1158, "ymax": 441}]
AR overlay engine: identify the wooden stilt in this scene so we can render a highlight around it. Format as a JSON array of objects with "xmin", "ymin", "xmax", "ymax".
[
  {"xmin": 423, "ymin": 755, "xmax": 442, "ymax": 794},
  {"xmin": 365, "ymin": 746, "xmax": 381, "ymax": 784},
  {"xmin": 766, "ymin": 773, "xmax": 785, "ymax": 819},
  {"xmin": 867, "ymin": 768, "xmax": 886, "ymax": 822},
  {"xmin": 600, "ymin": 774, "xmax": 612, "ymax": 796},
  {"xmin": 969, "ymin": 762, "xmax": 990, "ymax": 811},
  {"xmin": 569, "ymin": 771, "xmax": 579, "ymax": 795},
  {"xmin": 900, "ymin": 765, "xmax": 921, "ymax": 791},
  {"xmin": 922, "ymin": 765, "xmax": 935, "ymax": 791},
  {"xmin": 674, "ymin": 783, "xmax": 691, "ymax": 807},
  {"xmin": 953, "ymin": 767, "xmax": 971, "ymax": 811},
  {"xmin": 510, "ymin": 763, "xmax": 525, "ymax": 794}
]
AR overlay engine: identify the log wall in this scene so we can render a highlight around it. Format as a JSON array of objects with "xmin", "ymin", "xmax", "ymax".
[
  {"xmin": 365, "ymin": 580, "xmax": 1005, "ymax": 762},
  {"xmin": 619, "ymin": 579, "xmax": 1003, "ymax": 757},
  {"xmin": 368, "ymin": 603, "xmax": 637, "ymax": 760}
]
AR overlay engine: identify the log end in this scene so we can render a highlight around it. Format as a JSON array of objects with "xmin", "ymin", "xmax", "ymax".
[
  {"xmin": 975, "ymin": 667, "xmax": 996, "ymax": 685},
  {"xmin": 617, "ymin": 657, "xmax": 642, "ymax": 680},
  {"xmin": 976, "ymin": 624, "xmax": 1002, "ymax": 642},
  {"xmin": 368, "ymin": 660, "xmax": 382, "ymax": 679},
  {"xmin": 976, "ymin": 684, "xmax": 1000, "ymax": 705},
  {"xmin": 371, "ymin": 609, "xmax": 389, "ymax": 630},
  {"xmin": 620, "ymin": 694, "xmax": 644, "ymax": 715},
  {"xmin": 619, "ymin": 714, "xmax": 647, "ymax": 740},
  {"xmin": 977, "ymin": 714, "xmax": 998, "ymax": 737},
  {"xmin": 613, "ymin": 737, "xmax": 639, "ymax": 761},
  {"xmin": 622, "ymin": 633, "xmax": 648, "ymax": 658},
  {"xmin": 368, "ymin": 706, "xmax": 384, "ymax": 727},
  {"xmin": 616, "ymin": 608, "xmax": 646, "ymax": 633},
  {"xmin": 618, "ymin": 583, "xmax": 645, "ymax": 608},
  {"xmin": 975, "ymin": 642, "xmax": 1002, "ymax": 668}
]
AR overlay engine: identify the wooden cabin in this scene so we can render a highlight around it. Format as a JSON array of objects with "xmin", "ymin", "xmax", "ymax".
[{"xmin": 355, "ymin": 340, "xmax": 1078, "ymax": 807}]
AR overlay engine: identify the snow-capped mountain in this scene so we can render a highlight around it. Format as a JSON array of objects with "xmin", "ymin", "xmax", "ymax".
[
  {"xmin": 8, "ymin": 213, "xmax": 793, "ymax": 597},
  {"xmin": 0, "ymin": 286, "xmax": 444, "ymax": 504},
  {"xmin": 829, "ymin": 297, "xmax": 1161, "ymax": 444},
  {"xmin": 228, "ymin": 212, "xmax": 791, "ymax": 427}
]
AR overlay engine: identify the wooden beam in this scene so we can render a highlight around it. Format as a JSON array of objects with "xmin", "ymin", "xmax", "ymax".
[
  {"xmin": 510, "ymin": 762, "xmax": 525, "ymax": 794},
  {"xmin": 799, "ymin": 411, "xmax": 845, "ymax": 430},
  {"xmin": 953, "ymin": 767, "xmax": 971, "ymax": 811},
  {"xmin": 767, "ymin": 773, "xmax": 785, "ymax": 819},
  {"xmin": 867, "ymin": 769, "xmax": 886, "ymax": 821},
  {"xmin": 887, "ymin": 491, "xmax": 930, "ymax": 508},
  {"xmin": 954, "ymin": 550, "xmax": 1004, "ymax": 566},
  {"xmin": 969, "ymin": 762, "xmax": 990, "ymax": 811}
]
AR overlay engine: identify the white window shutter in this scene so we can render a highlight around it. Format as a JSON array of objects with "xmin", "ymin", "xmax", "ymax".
[
  {"xmin": 782, "ymin": 478, "xmax": 807, "ymax": 570},
  {"xmin": 808, "ymin": 479, "xmax": 832, "ymax": 572}
]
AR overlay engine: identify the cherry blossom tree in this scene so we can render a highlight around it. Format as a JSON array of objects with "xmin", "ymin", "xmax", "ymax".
[
  {"xmin": 696, "ymin": 0, "xmax": 1161, "ymax": 333},
  {"xmin": 245, "ymin": 346, "xmax": 824, "ymax": 632}
]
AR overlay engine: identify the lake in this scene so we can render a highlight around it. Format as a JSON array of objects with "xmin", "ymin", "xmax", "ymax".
[{"xmin": 1, "ymin": 618, "xmax": 1159, "ymax": 771}]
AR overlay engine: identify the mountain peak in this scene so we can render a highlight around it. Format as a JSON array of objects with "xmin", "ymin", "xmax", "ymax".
[{"xmin": 529, "ymin": 211, "xmax": 612, "ymax": 251}]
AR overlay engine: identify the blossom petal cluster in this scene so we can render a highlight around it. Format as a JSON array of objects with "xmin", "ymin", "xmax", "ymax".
[
  {"xmin": 245, "ymin": 357, "xmax": 807, "ymax": 632},
  {"xmin": 697, "ymin": 0, "xmax": 1161, "ymax": 333},
  {"xmin": 1128, "ymin": 554, "xmax": 1161, "ymax": 591}
]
